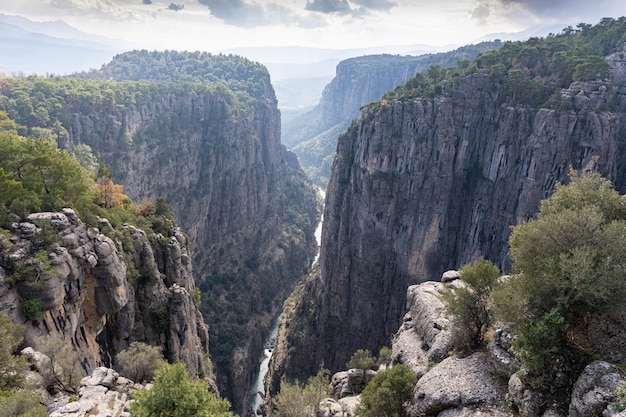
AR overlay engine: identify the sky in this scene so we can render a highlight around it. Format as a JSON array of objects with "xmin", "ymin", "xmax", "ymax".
[{"xmin": 0, "ymin": 0, "xmax": 624, "ymax": 52}]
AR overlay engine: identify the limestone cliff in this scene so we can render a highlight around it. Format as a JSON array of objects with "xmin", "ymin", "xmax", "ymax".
[
  {"xmin": 0, "ymin": 53, "xmax": 320, "ymax": 413},
  {"xmin": 269, "ymin": 40, "xmax": 626, "ymax": 383},
  {"xmin": 0, "ymin": 209, "xmax": 211, "ymax": 382},
  {"xmin": 283, "ymin": 42, "xmax": 503, "ymax": 186}
]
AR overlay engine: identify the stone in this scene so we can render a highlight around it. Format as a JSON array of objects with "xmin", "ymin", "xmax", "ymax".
[
  {"xmin": 569, "ymin": 361, "xmax": 622, "ymax": 417},
  {"xmin": 508, "ymin": 370, "xmax": 543, "ymax": 417},
  {"xmin": 487, "ymin": 325, "xmax": 518, "ymax": 378},
  {"xmin": 442, "ymin": 270, "xmax": 460, "ymax": 283},
  {"xmin": 413, "ymin": 352, "xmax": 511, "ymax": 416}
]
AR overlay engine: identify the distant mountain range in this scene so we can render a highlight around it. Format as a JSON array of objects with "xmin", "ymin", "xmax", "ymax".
[{"xmin": 0, "ymin": 14, "xmax": 130, "ymax": 75}]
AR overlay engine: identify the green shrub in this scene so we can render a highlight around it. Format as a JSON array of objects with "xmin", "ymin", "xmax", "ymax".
[
  {"xmin": 347, "ymin": 349, "xmax": 376, "ymax": 370},
  {"xmin": 115, "ymin": 342, "xmax": 164, "ymax": 383},
  {"xmin": 0, "ymin": 389, "xmax": 47, "ymax": 417},
  {"xmin": 356, "ymin": 364, "xmax": 416, "ymax": 417},
  {"xmin": 492, "ymin": 171, "xmax": 626, "ymax": 382},
  {"xmin": 21, "ymin": 298, "xmax": 44, "ymax": 323},
  {"xmin": 271, "ymin": 369, "xmax": 330, "ymax": 417},
  {"xmin": 442, "ymin": 257, "xmax": 500, "ymax": 355},
  {"xmin": 130, "ymin": 362, "xmax": 233, "ymax": 417}
]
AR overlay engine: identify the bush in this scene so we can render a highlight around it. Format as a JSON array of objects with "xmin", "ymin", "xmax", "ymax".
[
  {"xmin": 115, "ymin": 342, "xmax": 164, "ymax": 383},
  {"xmin": 271, "ymin": 369, "xmax": 330, "ymax": 417},
  {"xmin": 21, "ymin": 298, "xmax": 44, "ymax": 323},
  {"xmin": 35, "ymin": 334, "xmax": 82, "ymax": 393},
  {"xmin": 442, "ymin": 257, "xmax": 500, "ymax": 355},
  {"xmin": 492, "ymin": 171, "xmax": 626, "ymax": 378},
  {"xmin": 130, "ymin": 362, "xmax": 233, "ymax": 417},
  {"xmin": 356, "ymin": 364, "xmax": 416, "ymax": 417},
  {"xmin": 347, "ymin": 349, "xmax": 376, "ymax": 370},
  {"xmin": 0, "ymin": 313, "xmax": 27, "ymax": 390},
  {"xmin": 0, "ymin": 389, "xmax": 47, "ymax": 417}
]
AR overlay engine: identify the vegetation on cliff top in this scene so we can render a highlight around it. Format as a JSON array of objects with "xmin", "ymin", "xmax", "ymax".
[
  {"xmin": 444, "ymin": 170, "xmax": 626, "ymax": 403},
  {"xmin": 131, "ymin": 362, "xmax": 233, "ymax": 417},
  {"xmin": 379, "ymin": 17, "xmax": 626, "ymax": 106},
  {"xmin": 81, "ymin": 49, "xmax": 272, "ymax": 99},
  {"xmin": 0, "ymin": 76, "xmax": 244, "ymax": 140},
  {"xmin": 0, "ymin": 123, "xmax": 176, "ymax": 236}
]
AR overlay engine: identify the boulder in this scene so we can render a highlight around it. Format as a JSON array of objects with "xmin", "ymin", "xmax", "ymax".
[
  {"xmin": 441, "ymin": 270, "xmax": 460, "ymax": 283},
  {"xmin": 569, "ymin": 361, "xmax": 623, "ymax": 417},
  {"xmin": 508, "ymin": 370, "xmax": 543, "ymax": 417},
  {"xmin": 413, "ymin": 352, "xmax": 512, "ymax": 416}
]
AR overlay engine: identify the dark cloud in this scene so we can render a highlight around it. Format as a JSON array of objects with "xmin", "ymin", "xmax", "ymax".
[
  {"xmin": 350, "ymin": 0, "xmax": 395, "ymax": 12},
  {"xmin": 198, "ymin": 0, "xmax": 327, "ymax": 28},
  {"xmin": 487, "ymin": 0, "xmax": 623, "ymax": 20},
  {"xmin": 305, "ymin": 0, "xmax": 353, "ymax": 15},
  {"xmin": 470, "ymin": 3, "xmax": 491, "ymax": 25},
  {"xmin": 198, "ymin": 0, "xmax": 266, "ymax": 27}
]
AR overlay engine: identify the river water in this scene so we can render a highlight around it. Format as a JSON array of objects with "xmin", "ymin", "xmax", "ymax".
[
  {"xmin": 249, "ymin": 314, "xmax": 282, "ymax": 415},
  {"xmin": 249, "ymin": 188, "xmax": 325, "ymax": 415}
]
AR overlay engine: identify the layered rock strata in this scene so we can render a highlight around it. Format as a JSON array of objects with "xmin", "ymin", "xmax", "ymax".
[{"xmin": 0, "ymin": 209, "xmax": 210, "ymax": 380}]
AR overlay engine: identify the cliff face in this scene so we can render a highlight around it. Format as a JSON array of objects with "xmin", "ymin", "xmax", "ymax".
[
  {"xmin": 283, "ymin": 43, "xmax": 502, "ymax": 186},
  {"xmin": 0, "ymin": 209, "xmax": 210, "ymax": 380},
  {"xmin": 51, "ymin": 78, "xmax": 318, "ymax": 412},
  {"xmin": 269, "ymin": 45, "xmax": 626, "ymax": 380}
]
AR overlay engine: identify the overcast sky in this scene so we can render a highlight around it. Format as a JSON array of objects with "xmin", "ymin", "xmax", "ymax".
[{"xmin": 0, "ymin": 0, "xmax": 624, "ymax": 52}]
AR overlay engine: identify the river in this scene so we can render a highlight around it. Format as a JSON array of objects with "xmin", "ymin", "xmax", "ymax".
[
  {"xmin": 249, "ymin": 188, "xmax": 325, "ymax": 415},
  {"xmin": 249, "ymin": 314, "xmax": 282, "ymax": 415}
]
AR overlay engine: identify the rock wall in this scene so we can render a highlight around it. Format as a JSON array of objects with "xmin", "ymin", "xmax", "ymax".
[
  {"xmin": 0, "ymin": 209, "xmax": 210, "ymax": 381},
  {"xmin": 283, "ymin": 43, "xmax": 502, "ymax": 186},
  {"xmin": 54, "ymin": 81, "xmax": 318, "ymax": 413},
  {"xmin": 269, "ymin": 45, "xmax": 626, "ymax": 379}
]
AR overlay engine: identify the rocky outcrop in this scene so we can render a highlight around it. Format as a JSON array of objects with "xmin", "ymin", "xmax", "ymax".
[
  {"xmin": 569, "ymin": 361, "xmax": 623, "ymax": 417},
  {"xmin": 330, "ymin": 369, "xmax": 377, "ymax": 398},
  {"xmin": 412, "ymin": 352, "xmax": 511, "ymax": 417},
  {"xmin": 48, "ymin": 367, "xmax": 139, "ymax": 417},
  {"xmin": 270, "ymin": 43, "xmax": 626, "ymax": 379},
  {"xmin": 0, "ymin": 209, "xmax": 211, "ymax": 381}
]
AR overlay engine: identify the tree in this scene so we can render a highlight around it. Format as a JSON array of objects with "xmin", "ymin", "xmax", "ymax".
[
  {"xmin": 116, "ymin": 342, "xmax": 164, "ymax": 383},
  {"xmin": 347, "ymin": 349, "xmax": 376, "ymax": 370},
  {"xmin": 130, "ymin": 362, "xmax": 233, "ymax": 417},
  {"xmin": 0, "ymin": 390, "xmax": 47, "ymax": 417},
  {"xmin": 356, "ymin": 364, "xmax": 416, "ymax": 417},
  {"xmin": 0, "ymin": 313, "xmax": 27, "ymax": 390},
  {"xmin": 442, "ymin": 257, "xmax": 500, "ymax": 355},
  {"xmin": 35, "ymin": 334, "xmax": 82, "ymax": 393},
  {"xmin": 271, "ymin": 369, "xmax": 330, "ymax": 417},
  {"xmin": 492, "ymin": 171, "xmax": 626, "ymax": 375}
]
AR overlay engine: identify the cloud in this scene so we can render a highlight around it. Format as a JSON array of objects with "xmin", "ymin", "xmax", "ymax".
[
  {"xmin": 41, "ymin": 0, "xmax": 144, "ymax": 19},
  {"xmin": 305, "ymin": 0, "xmax": 352, "ymax": 15},
  {"xmin": 483, "ymin": 0, "xmax": 624, "ymax": 21},
  {"xmin": 197, "ymin": 0, "xmax": 326, "ymax": 28},
  {"xmin": 470, "ymin": 3, "xmax": 491, "ymax": 25},
  {"xmin": 350, "ymin": 0, "xmax": 395, "ymax": 12},
  {"xmin": 304, "ymin": 0, "xmax": 395, "ymax": 17}
]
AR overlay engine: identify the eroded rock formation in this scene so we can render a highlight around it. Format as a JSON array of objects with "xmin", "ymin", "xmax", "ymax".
[{"xmin": 0, "ymin": 209, "xmax": 210, "ymax": 381}]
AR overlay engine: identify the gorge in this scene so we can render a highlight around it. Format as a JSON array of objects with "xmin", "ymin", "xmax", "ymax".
[{"xmin": 2, "ymin": 17, "xmax": 626, "ymax": 417}]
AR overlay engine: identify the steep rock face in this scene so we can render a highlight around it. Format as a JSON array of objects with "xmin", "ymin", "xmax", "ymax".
[
  {"xmin": 283, "ymin": 43, "xmax": 503, "ymax": 186},
  {"xmin": 48, "ymin": 79, "xmax": 318, "ymax": 412},
  {"xmin": 271, "ymin": 47, "xmax": 626, "ymax": 377},
  {"xmin": 0, "ymin": 209, "xmax": 210, "ymax": 380}
]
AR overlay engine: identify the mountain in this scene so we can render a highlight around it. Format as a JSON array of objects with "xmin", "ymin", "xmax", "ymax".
[
  {"xmin": 0, "ymin": 14, "xmax": 129, "ymax": 75},
  {"xmin": 284, "ymin": 41, "xmax": 504, "ymax": 186},
  {"xmin": 0, "ymin": 51, "xmax": 320, "ymax": 415},
  {"xmin": 267, "ymin": 17, "xmax": 626, "ymax": 391}
]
